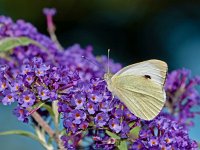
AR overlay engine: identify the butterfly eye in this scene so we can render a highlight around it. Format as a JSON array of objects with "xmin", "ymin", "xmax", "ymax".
[{"xmin": 144, "ymin": 75, "xmax": 151, "ymax": 79}]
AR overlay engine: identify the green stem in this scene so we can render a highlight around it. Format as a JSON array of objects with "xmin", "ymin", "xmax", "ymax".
[{"xmin": 28, "ymin": 108, "xmax": 66, "ymax": 150}]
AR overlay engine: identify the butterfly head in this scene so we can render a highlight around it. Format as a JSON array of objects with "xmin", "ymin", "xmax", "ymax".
[
  {"xmin": 104, "ymin": 73, "xmax": 114, "ymax": 92},
  {"xmin": 104, "ymin": 73, "xmax": 113, "ymax": 83}
]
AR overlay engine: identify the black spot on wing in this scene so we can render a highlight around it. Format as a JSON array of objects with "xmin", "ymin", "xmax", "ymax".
[{"xmin": 144, "ymin": 75, "xmax": 151, "ymax": 79}]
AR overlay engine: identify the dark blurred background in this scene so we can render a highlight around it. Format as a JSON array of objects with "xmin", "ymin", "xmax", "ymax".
[{"xmin": 0, "ymin": 0, "xmax": 200, "ymax": 149}]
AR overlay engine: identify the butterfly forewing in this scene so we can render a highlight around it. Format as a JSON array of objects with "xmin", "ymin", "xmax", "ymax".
[
  {"xmin": 113, "ymin": 59, "xmax": 167, "ymax": 86},
  {"xmin": 109, "ymin": 60, "xmax": 167, "ymax": 120}
]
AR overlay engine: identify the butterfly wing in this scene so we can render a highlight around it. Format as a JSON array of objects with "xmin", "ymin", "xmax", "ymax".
[{"xmin": 110, "ymin": 60, "xmax": 167, "ymax": 120}]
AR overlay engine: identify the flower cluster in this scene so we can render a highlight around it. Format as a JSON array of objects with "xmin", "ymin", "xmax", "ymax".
[
  {"xmin": 58, "ymin": 77, "xmax": 140, "ymax": 149},
  {"xmin": 164, "ymin": 69, "xmax": 200, "ymax": 128},
  {"xmin": 132, "ymin": 116, "xmax": 198, "ymax": 149},
  {"xmin": 0, "ymin": 15, "xmax": 60, "ymax": 65},
  {"xmin": 0, "ymin": 57, "xmax": 79, "ymax": 122}
]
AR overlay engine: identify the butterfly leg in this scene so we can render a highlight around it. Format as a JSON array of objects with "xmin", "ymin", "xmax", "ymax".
[{"xmin": 108, "ymin": 95, "xmax": 115, "ymax": 108}]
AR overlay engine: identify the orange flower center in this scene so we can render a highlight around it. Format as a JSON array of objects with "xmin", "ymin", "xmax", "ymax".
[
  {"xmin": 77, "ymin": 99, "xmax": 82, "ymax": 104},
  {"xmin": 161, "ymin": 147, "xmax": 166, "ymax": 150},
  {"xmin": 92, "ymin": 96, "xmax": 96, "ymax": 101},
  {"xmin": 165, "ymin": 138, "xmax": 170, "ymax": 143},
  {"xmin": 7, "ymin": 95, "xmax": 13, "ymax": 100},
  {"xmin": 2, "ymin": 82, "xmax": 6, "ymax": 88},
  {"xmin": 41, "ymin": 91, "xmax": 45, "ymax": 96},
  {"xmin": 82, "ymin": 124, "xmax": 87, "ymax": 129},
  {"xmin": 98, "ymin": 116, "xmax": 102, "ymax": 120},
  {"xmin": 19, "ymin": 109, "xmax": 24, "ymax": 114},
  {"xmin": 76, "ymin": 113, "xmax": 80, "ymax": 118},
  {"xmin": 152, "ymin": 141, "xmax": 156, "ymax": 145},
  {"xmin": 24, "ymin": 96, "xmax": 30, "ymax": 102}
]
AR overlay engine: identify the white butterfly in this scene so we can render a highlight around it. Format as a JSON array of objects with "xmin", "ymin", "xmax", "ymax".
[{"xmin": 104, "ymin": 50, "xmax": 168, "ymax": 120}]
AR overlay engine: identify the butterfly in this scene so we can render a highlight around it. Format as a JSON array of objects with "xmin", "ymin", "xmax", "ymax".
[{"xmin": 104, "ymin": 50, "xmax": 168, "ymax": 120}]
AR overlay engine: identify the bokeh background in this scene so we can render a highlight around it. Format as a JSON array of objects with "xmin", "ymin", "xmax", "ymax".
[{"xmin": 0, "ymin": 0, "xmax": 200, "ymax": 149}]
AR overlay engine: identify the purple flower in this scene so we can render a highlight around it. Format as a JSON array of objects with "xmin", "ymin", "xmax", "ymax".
[
  {"xmin": 109, "ymin": 118, "xmax": 122, "ymax": 133},
  {"xmin": 74, "ymin": 94, "xmax": 85, "ymax": 109},
  {"xmin": 86, "ymin": 102, "xmax": 97, "ymax": 114},
  {"xmin": 149, "ymin": 137, "xmax": 158, "ymax": 146},
  {"xmin": 95, "ymin": 112, "xmax": 109, "ymax": 127},
  {"xmin": 0, "ymin": 79, "xmax": 8, "ymax": 92},
  {"xmin": 63, "ymin": 120, "xmax": 77, "ymax": 134},
  {"xmin": 21, "ymin": 64, "xmax": 32, "ymax": 75},
  {"xmin": 13, "ymin": 106, "xmax": 29, "ymax": 123},
  {"xmin": 111, "ymin": 107, "xmax": 124, "ymax": 118},
  {"xmin": 88, "ymin": 92, "xmax": 103, "ymax": 103},
  {"xmin": 99, "ymin": 100, "xmax": 113, "ymax": 112},
  {"xmin": 124, "ymin": 108, "xmax": 137, "ymax": 120},
  {"xmin": 37, "ymin": 86, "xmax": 50, "ymax": 100},
  {"xmin": 35, "ymin": 64, "xmax": 50, "ymax": 77},
  {"xmin": 79, "ymin": 121, "xmax": 89, "ymax": 130},
  {"xmin": 2, "ymin": 92, "xmax": 15, "ymax": 105},
  {"xmin": 132, "ymin": 140, "xmax": 145, "ymax": 150},
  {"xmin": 24, "ymin": 73, "xmax": 35, "ymax": 85},
  {"xmin": 20, "ymin": 91, "xmax": 36, "ymax": 108},
  {"xmin": 9, "ymin": 80, "xmax": 23, "ymax": 92},
  {"xmin": 70, "ymin": 109, "xmax": 86, "ymax": 124}
]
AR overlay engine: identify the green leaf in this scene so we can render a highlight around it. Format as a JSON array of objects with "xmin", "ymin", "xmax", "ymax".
[
  {"xmin": 0, "ymin": 37, "xmax": 46, "ymax": 52},
  {"xmin": 0, "ymin": 130, "xmax": 44, "ymax": 143},
  {"xmin": 42, "ymin": 103, "xmax": 55, "ymax": 118},
  {"xmin": 128, "ymin": 121, "xmax": 135, "ymax": 127},
  {"xmin": 105, "ymin": 130, "xmax": 121, "ymax": 140},
  {"xmin": 130, "ymin": 126, "xmax": 141, "ymax": 139},
  {"xmin": 0, "ymin": 130, "xmax": 53, "ymax": 149},
  {"xmin": 117, "ymin": 140, "xmax": 128, "ymax": 150},
  {"xmin": 30, "ymin": 102, "xmax": 54, "ymax": 118}
]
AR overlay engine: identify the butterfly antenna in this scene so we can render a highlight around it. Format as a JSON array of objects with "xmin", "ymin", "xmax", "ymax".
[
  {"xmin": 107, "ymin": 49, "xmax": 110, "ymax": 74},
  {"xmin": 81, "ymin": 56, "xmax": 101, "ymax": 68}
]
